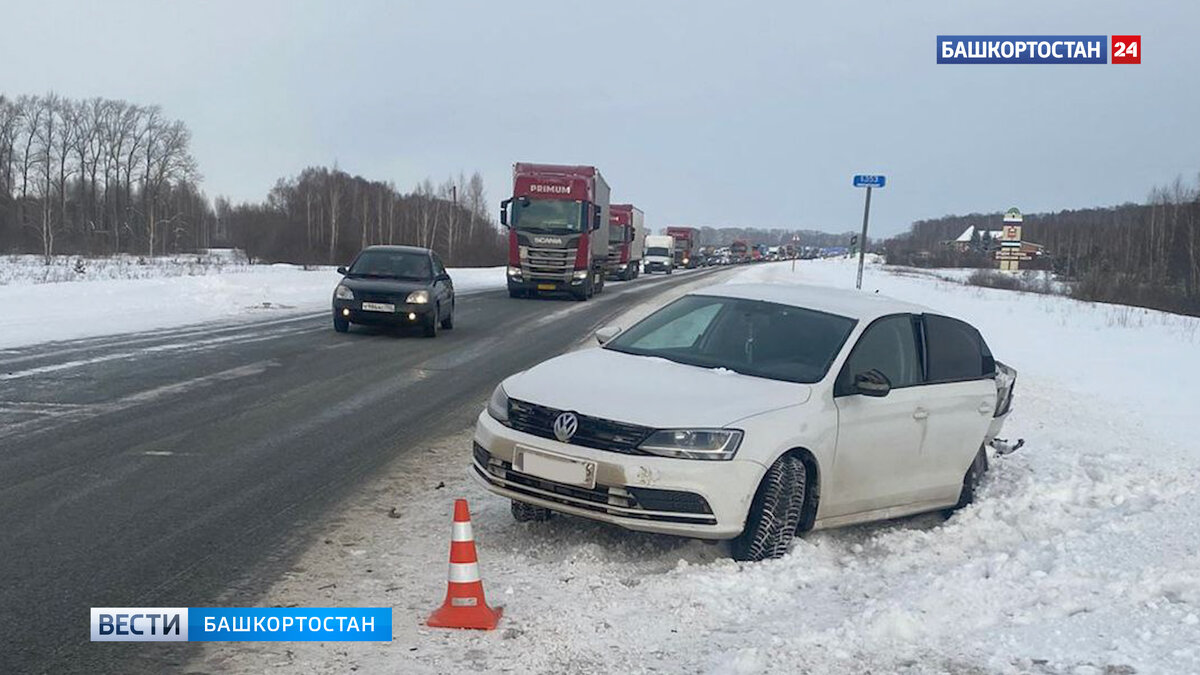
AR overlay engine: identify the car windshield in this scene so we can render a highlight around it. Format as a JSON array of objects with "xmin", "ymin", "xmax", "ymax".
[
  {"xmin": 605, "ymin": 295, "xmax": 857, "ymax": 384},
  {"xmin": 646, "ymin": 246, "xmax": 669, "ymax": 256},
  {"xmin": 513, "ymin": 198, "xmax": 584, "ymax": 233},
  {"xmin": 346, "ymin": 250, "xmax": 432, "ymax": 280}
]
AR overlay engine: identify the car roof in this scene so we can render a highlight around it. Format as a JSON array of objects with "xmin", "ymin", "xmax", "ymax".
[
  {"xmin": 694, "ymin": 283, "xmax": 933, "ymax": 322},
  {"xmin": 360, "ymin": 245, "xmax": 432, "ymax": 255}
]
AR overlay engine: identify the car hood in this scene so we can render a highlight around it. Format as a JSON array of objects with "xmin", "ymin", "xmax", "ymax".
[
  {"xmin": 338, "ymin": 277, "xmax": 429, "ymax": 295},
  {"xmin": 503, "ymin": 348, "xmax": 812, "ymax": 428}
]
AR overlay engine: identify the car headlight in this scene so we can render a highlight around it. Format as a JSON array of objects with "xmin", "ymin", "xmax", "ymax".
[
  {"xmin": 572, "ymin": 269, "xmax": 588, "ymax": 280},
  {"xmin": 334, "ymin": 284, "xmax": 354, "ymax": 300},
  {"xmin": 637, "ymin": 429, "xmax": 743, "ymax": 460},
  {"xmin": 487, "ymin": 384, "xmax": 509, "ymax": 424},
  {"xmin": 406, "ymin": 290, "xmax": 429, "ymax": 304},
  {"xmin": 507, "ymin": 265, "xmax": 522, "ymax": 277}
]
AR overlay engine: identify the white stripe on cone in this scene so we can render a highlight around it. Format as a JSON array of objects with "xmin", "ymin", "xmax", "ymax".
[
  {"xmin": 452, "ymin": 521, "xmax": 474, "ymax": 542},
  {"xmin": 448, "ymin": 562, "xmax": 481, "ymax": 583}
]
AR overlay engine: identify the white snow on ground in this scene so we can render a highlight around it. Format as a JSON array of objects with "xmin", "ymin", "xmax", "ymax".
[
  {"xmin": 197, "ymin": 259, "xmax": 1200, "ymax": 674},
  {"xmin": 0, "ymin": 263, "xmax": 505, "ymax": 349}
]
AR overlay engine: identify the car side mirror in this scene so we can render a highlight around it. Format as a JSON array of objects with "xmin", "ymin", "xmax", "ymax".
[
  {"xmin": 499, "ymin": 199, "xmax": 510, "ymax": 227},
  {"xmin": 594, "ymin": 325, "xmax": 622, "ymax": 345},
  {"xmin": 854, "ymin": 369, "xmax": 892, "ymax": 397},
  {"xmin": 436, "ymin": 272, "xmax": 451, "ymax": 282},
  {"xmin": 336, "ymin": 266, "xmax": 348, "ymax": 275},
  {"xmin": 593, "ymin": 205, "xmax": 602, "ymax": 231}
]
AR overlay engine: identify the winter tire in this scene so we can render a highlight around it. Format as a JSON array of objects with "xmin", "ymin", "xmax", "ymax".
[
  {"xmin": 423, "ymin": 305, "xmax": 440, "ymax": 337},
  {"xmin": 949, "ymin": 447, "xmax": 988, "ymax": 514},
  {"xmin": 730, "ymin": 453, "xmax": 807, "ymax": 562},
  {"xmin": 333, "ymin": 316, "xmax": 349, "ymax": 333}
]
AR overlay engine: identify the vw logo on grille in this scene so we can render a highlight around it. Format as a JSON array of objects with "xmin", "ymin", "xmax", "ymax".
[{"xmin": 552, "ymin": 412, "xmax": 579, "ymax": 443}]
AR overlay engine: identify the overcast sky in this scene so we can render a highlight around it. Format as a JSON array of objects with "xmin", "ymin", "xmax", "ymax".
[{"xmin": 4, "ymin": 0, "xmax": 1197, "ymax": 236}]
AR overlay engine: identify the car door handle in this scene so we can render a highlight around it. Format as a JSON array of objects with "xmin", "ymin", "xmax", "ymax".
[{"xmin": 912, "ymin": 407, "xmax": 929, "ymax": 420}]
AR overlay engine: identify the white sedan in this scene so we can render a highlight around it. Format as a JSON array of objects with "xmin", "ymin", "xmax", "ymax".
[{"xmin": 472, "ymin": 284, "xmax": 1017, "ymax": 561}]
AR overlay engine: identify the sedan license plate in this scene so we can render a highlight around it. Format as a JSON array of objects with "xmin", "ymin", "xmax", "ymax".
[
  {"xmin": 536, "ymin": 284, "xmax": 556, "ymax": 291},
  {"xmin": 514, "ymin": 446, "xmax": 596, "ymax": 488},
  {"xmin": 361, "ymin": 302, "xmax": 395, "ymax": 313}
]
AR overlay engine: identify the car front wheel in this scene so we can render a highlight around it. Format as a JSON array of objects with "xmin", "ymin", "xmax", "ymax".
[
  {"xmin": 333, "ymin": 315, "xmax": 349, "ymax": 333},
  {"xmin": 423, "ymin": 304, "xmax": 440, "ymax": 337},
  {"xmin": 730, "ymin": 454, "xmax": 806, "ymax": 562},
  {"xmin": 440, "ymin": 300, "xmax": 454, "ymax": 329}
]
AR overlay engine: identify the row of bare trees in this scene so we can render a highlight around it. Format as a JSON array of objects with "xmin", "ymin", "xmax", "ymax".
[
  {"xmin": 222, "ymin": 166, "xmax": 506, "ymax": 267},
  {"xmin": 884, "ymin": 176, "xmax": 1200, "ymax": 316},
  {"xmin": 0, "ymin": 93, "xmax": 203, "ymax": 261}
]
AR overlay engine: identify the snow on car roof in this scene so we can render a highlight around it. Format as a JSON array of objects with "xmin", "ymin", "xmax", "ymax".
[{"xmin": 696, "ymin": 283, "xmax": 932, "ymax": 321}]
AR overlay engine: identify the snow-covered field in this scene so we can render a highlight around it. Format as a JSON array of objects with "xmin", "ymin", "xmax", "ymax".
[
  {"xmin": 196, "ymin": 258, "xmax": 1195, "ymax": 673},
  {"xmin": 0, "ymin": 250, "xmax": 252, "ymax": 285},
  {"xmin": 0, "ymin": 260, "xmax": 505, "ymax": 350}
]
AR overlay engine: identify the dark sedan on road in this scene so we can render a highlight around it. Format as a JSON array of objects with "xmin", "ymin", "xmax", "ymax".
[{"xmin": 332, "ymin": 245, "xmax": 455, "ymax": 337}]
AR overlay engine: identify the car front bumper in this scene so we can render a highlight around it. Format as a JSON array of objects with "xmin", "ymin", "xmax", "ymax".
[
  {"xmin": 471, "ymin": 410, "xmax": 764, "ymax": 539},
  {"xmin": 332, "ymin": 299, "xmax": 434, "ymax": 325}
]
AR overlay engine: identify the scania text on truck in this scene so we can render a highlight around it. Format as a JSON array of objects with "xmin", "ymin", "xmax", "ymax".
[
  {"xmin": 665, "ymin": 226, "xmax": 698, "ymax": 269},
  {"xmin": 500, "ymin": 163, "xmax": 611, "ymax": 300},
  {"xmin": 643, "ymin": 234, "xmax": 674, "ymax": 274},
  {"xmin": 607, "ymin": 204, "xmax": 645, "ymax": 281}
]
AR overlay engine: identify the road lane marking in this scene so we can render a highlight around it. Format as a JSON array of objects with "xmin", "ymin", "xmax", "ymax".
[{"xmin": 0, "ymin": 360, "xmax": 279, "ymax": 440}]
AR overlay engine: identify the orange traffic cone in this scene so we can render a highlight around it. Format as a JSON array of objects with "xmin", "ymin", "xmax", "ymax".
[{"xmin": 426, "ymin": 499, "xmax": 503, "ymax": 630}]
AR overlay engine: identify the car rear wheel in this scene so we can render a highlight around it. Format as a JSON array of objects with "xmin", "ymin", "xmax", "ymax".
[
  {"xmin": 947, "ymin": 447, "xmax": 988, "ymax": 515},
  {"xmin": 333, "ymin": 316, "xmax": 349, "ymax": 333},
  {"xmin": 511, "ymin": 499, "xmax": 553, "ymax": 522},
  {"xmin": 730, "ymin": 454, "xmax": 806, "ymax": 562}
]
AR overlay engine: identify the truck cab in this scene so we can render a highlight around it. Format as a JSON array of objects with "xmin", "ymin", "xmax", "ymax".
[
  {"xmin": 607, "ymin": 204, "xmax": 645, "ymax": 281},
  {"xmin": 501, "ymin": 163, "xmax": 610, "ymax": 301},
  {"xmin": 643, "ymin": 234, "xmax": 675, "ymax": 274}
]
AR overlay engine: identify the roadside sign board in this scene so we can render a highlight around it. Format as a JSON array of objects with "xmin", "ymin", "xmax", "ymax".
[{"xmin": 853, "ymin": 175, "xmax": 886, "ymax": 188}]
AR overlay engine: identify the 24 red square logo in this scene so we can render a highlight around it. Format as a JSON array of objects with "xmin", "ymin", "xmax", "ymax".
[{"xmin": 1112, "ymin": 35, "xmax": 1141, "ymax": 64}]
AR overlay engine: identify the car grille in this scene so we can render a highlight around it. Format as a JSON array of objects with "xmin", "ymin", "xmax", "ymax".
[
  {"xmin": 473, "ymin": 444, "xmax": 714, "ymax": 524},
  {"xmin": 359, "ymin": 292, "xmax": 404, "ymax": 304},
  {"xmin": 507, "ymin": 399, "xmax": 652, "ymax": 455},
  {"xmin": 522, "ymin": 246, "xmax": 575, "ymax": 280}
]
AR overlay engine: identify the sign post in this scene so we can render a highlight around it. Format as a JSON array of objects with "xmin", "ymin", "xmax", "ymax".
[{"xmin": 852, "ymin": 174, "xmax": 886, "ymax": 290}]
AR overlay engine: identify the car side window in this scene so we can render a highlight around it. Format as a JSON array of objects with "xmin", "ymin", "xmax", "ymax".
[
  {"xmin": 431, "ymin": 254, "xmax": 447, "ymax": 278},
  {"xmin": 836, "ymin": 314, "xmax": 921, "ymax": 395},
  {"xmin": 923, "ymin": 314, "xmax": 993, "ymax": 382}
]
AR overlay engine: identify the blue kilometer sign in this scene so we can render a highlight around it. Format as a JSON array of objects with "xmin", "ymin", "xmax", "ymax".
[{"xmin": 853, "ymin": 175, "xmax": 886, "ymax": 188}]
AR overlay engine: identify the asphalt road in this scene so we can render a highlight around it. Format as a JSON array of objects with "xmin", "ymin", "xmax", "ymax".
[{"xmin": 0, "ymin": 267, "xmax": 731, "ymax": 674}]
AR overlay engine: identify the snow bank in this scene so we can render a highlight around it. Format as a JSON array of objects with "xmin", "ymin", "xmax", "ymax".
[
  {"xmin": 0, "ymin": 264, "xmax": 505, "ymax": 349},
  {"xmin": 198, "ymin": 259, "xmax": 1200, "ymax": 674}
]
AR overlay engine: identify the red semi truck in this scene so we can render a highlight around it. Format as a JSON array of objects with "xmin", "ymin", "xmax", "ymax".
[
  {"xmin": 500, "ymin": 163, "xmax": 611, "ymax": 300},
  {"xmin": 665, "ymin": 226, "xmax": 699, "ymax": 269},
  {"xmin": 607, "ymin": 204, "xmax": 645, "ymax": 281}
]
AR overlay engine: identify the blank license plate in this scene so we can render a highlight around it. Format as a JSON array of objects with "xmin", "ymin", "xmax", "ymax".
[
  {"xmin": 361, "ymin": 302, "xmax": 395, "ymax": 312},
  {"xmin": 537, "ymin": 284, "xmax": 556, "ymax": 291},
  {"xmin": 514, "ymin": 447, "xmax": 596, "ymax": 488}
]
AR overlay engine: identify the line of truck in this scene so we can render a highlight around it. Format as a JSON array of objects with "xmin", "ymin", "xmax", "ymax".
[{"xmin": 499, "ymin": 162, "xmax": 694, "ymax": 300}]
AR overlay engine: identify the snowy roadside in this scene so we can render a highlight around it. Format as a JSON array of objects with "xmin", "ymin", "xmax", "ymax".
[
  {"xmin": 196, "ymin": 259, "xmax": 1200, "ymax": 674},
  {"xmin": 0, "ymin": 265, "xmax": 505, "ymax": 350}
]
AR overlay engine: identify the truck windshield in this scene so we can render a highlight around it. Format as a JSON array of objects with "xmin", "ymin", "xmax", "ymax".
[
  {"xmin": 609, "ymin": 225, "xmax": 626, "ymax": 243},
  {"xmin": 605, "ymin": 295, "xmax": 857, "ymax": 384},
  {"xmin": 513, "ymin": 199, "xmax": 584, "ymax": 233}
]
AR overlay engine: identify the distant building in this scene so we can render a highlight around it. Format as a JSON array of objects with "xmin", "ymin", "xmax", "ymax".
[{"xmin": 950, "ymin": 225, "xmax": 1001, "ymax": 252}]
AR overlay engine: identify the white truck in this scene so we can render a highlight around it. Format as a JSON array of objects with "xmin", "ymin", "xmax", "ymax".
[{"xmin": 643, "ymin": 234, "xmax": 675, "ymax": 274}]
